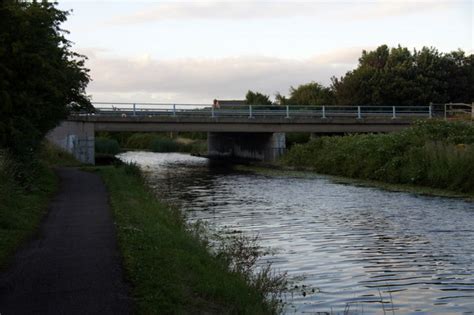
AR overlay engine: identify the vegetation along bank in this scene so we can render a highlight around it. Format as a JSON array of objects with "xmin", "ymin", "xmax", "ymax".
[
  {"xmin": 281, "ymin": 121, "xmax": 474, "ymax": 195},
  {"xmin": 0, "ymin": 143, "xmax": 80, "ymax": 270},
  {"xmin": 95, "ymin": 132, "xmax": 207, "ymax": 158},
  {"xmin": 96, "ymin": 163, "xmax": 286, "ymax": 314}
]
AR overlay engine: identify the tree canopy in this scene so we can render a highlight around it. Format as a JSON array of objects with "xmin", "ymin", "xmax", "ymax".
[
  {"xmin": 256, "ymin": 45, "xmax": 472, "ymax": 107},
  {"xmin": 331, "ymin": 45, "xmax": 473, "ymax": 105},
  {"xmin": 245, "ymin": 90, "xmax": 272, "ymax": 105},
  {"xmin": 0, "ymin": 0, "xmax": 91, "ymax": 157},
  {"xmin": 276, "ymin": 82, "xmax": 335, "ymax": 105}
]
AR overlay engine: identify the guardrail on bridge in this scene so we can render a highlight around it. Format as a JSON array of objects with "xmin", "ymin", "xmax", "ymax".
[{"xmin": 70, "ymin": 102, "xmax": 473, "ymax": 121}]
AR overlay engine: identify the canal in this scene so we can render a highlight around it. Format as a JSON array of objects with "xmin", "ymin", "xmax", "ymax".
[{"xmin": 119, "ymin": 151, "xmax": 474, "ymax": 314}]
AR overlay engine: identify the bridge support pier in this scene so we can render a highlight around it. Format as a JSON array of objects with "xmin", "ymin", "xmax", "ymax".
[
  {"xmin": 207, "ymin": 132, "xmax": 286, "ymax": 162},
  {"xmin": 46, "ymin": 121, "xmax": 95, "ymax": 164}
]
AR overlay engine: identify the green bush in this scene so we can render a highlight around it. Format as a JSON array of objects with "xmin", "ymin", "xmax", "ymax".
[
  {"xmin": 124, "ymin": 133, "xmax": 156, "ymax": 150},
  {"xmin": 150, "ymin": 137, "xmax": 179, "ymax": 152},
  {"xmin": 0, "ymin": 148, "xmax": 57, "ymax": 269},
  {"xmin": 281, "ymin": 121, "xmax": 474, "ymax": 193},
  {"xmin": 95, "ymin": 137, "xmax": 120, "ymax": 155},
  {"xmin": 124, "ymin": 133, "xmax": 207, "ymax": 154},
  {"xmin": 286, "ymin": 133, "xmax": 311, "ymax": 147}
]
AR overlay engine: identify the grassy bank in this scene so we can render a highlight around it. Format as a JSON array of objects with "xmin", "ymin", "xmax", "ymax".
[
  {"xmin": 0, "ymin": 143, "xmax": 79, "ymax": 269},
  {"xmin": 281, "ymin": 121, "xmax": 474, "ymax": 195},
  {"xmin": 97, "ymin": 164, "xmax": 284, "ymax": 314},
  {"xmin": 235, "ymin": 164, "xmax": 474, "ymax": 200}
]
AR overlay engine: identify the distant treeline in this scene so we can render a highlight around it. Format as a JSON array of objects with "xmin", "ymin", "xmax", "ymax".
[{"xmin": 245, "ymin": 45, "xmax": 473, "ymax": 106}]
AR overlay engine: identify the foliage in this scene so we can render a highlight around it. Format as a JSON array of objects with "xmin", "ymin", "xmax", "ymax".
[
  {"xmin": 95, "ymin": 137, "xmax": 121, "ymax": 155},
  {"xmin": 281, "ymin": 121, "xmax": 474, "ymax": 193},
  {"xmin": 124, "ymin": 133, "xmax": 207, "ymax": 154},
  {"xmin": 0, "ymin": 148, "xmax": 58, "ymax": 270},
  {"xmin": 39, "ymin": 141, "xmax": 82, "ymax": 167},
  {"xmin": 277, "ymin": 82, "xmax": 335, "ymax": 105},
  {"xmin": 245, "ymin": 90, "xmax": 272, "ymax": 105},
  {"xmin": 0, "ymin": 1, "xmax": 91, "ymax": 160},
  {"xmin": 286, "ymin": 133, "xmax": 311, "ymax": 147},
  {"xmin": 331, "ymin": 45, "xmax": 473, "ymax": 105},
  {"xmin": 271, "ymin": 45, "xmax": 472, "ymax": 107},
  {"xmin": 178, "ymin": 132, "xmax": 207, "ymax": 140},
  {"xmin": 150, "ymin": 137, "xmax": 180, "ymax": 152},
  {"xmin": 98, "ymin": 165, "xmax": 286, "ymax": 314}
]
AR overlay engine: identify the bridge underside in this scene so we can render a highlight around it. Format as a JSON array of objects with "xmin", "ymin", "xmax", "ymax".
[
  {"xmin": 207, "ymin": 132, "xmax": 286, "ymax": 161},
  {"xmin": 47, "ymin": 117, "xmax": 415, "ymax": 164}
]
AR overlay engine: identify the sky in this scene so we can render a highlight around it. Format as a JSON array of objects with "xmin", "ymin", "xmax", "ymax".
[{"xmin": 57, "ymin": 0, "xmax": 473, "ymax": 104}]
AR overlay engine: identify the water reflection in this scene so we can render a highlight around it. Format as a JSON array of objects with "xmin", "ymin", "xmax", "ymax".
[{"xmin": 119, "ymin": 152, "xmax": 474, "ymax": 314}]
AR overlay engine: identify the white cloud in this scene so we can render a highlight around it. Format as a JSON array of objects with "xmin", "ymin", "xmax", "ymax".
[
  {"xmin": 106, "ymin": 0, "xmax": 453, "ymax": 25},
  {"xmin": 81, "ymin": 47, "xmax": 363, "ymax": 103}
]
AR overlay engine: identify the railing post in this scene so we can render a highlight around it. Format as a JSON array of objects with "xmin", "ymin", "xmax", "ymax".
[
  {"xmin": 173, "ymin": 104, "xmax": 176, "ymax": 116},
  {"xmin": 133, "ymin": 103, "xmax": 136, "ymax": 116},
  {"xmin": 249, "ymin": 105, "xmax": 253, "ymax": 119},
  {"xmin": 392, "ymin": 106, "xmax": 396, "ymax": 119},
  {"xmin": 322, "ymin": 106, "xmax": 326, "ymax": 119},
  {"xmin": 286, "ymin": 105, "xmax": 290, "ymax": 119},
  {"xmin": 444, "ymin": 103, "xmax": 447, "ymax": 121},
  {"xmin": 211, "ymin": 105, "xmax": 215, "ymax": 118},
  {"xmin": 428, "ymin": 104, "xmax": 432, "ymax": 119},
  {"xmin": 357, "ymin": 106, "xmax": 361, "ymax": 119}
]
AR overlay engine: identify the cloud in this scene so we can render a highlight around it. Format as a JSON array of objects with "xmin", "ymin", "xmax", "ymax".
[
  {"xmin": 106, "ymin": 0, "xmax": 454, "ymax": 25},
  {"xmin": 349, "ymin": 1, "xmax": 451, "ymax": 21},
  {"xmin": 80, "ymin": 47, "xmax": 363, "ymax": 103}
]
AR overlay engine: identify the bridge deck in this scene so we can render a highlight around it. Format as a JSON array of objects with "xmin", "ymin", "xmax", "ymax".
[{"xmin": 70, "ymin": 115, "xmax": 416, "ymax": 133}]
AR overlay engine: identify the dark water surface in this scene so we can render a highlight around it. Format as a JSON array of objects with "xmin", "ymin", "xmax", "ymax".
[{"xmin": 118, "ymin": 152, "xmax": 474, "ymax": 314}]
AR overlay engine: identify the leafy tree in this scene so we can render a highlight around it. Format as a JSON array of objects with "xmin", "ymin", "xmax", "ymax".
[
  {"xmin": 0, "ymin": 0, "xmax": 91, "ymax": 158},
  {"xmin": 274, "ymin": 93, "xmax": 288, "ymax": 105},
  {"xmin": 245, "ymin": 90, "xmax": 272, "ymax": 105},
  {"xmin": 287, "ymin": 82, "xmax": 334, "ymax": 105},
  {"xmin": 331, "ymin": 45, "xmax": 473, "ymax": 105}
]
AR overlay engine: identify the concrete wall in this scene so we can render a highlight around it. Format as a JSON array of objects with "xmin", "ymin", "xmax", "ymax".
[
  {"xmin": 207, "ymin": 132, "xmax": 286, "ymax": 161},
  {"xmin": 46, "ymin": 121, "xmax": 95, "ymax": 164}
]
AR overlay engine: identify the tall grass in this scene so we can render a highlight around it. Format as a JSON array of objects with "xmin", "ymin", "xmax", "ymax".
[
  {"xmin": 98, "ymin": 165, "xmax": 286, "ymax": 314},
  {"xmin": 125, "ymin": 133, "xmax": 207, "ymax": 154},
  {"xmin": 0, "ymin": 146, "xmax": 59, "ymax": 269},
  {"xmin": 281, "ymin": 121, "xmax": 474, "ymax": 193},
  {"xmin": 40, "ymin": 141, "xmax": 82, "ymax": 167},
  {"xmin": 95, "ymin": 137, "xmax": 121, "ymax": 155}
]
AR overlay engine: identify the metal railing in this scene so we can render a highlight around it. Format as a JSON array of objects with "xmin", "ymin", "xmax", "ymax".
[
  {"xmin": 430, "ymin": 103, "xmax": 473, "ymax": 120},
  {"xmin": 71, "ymin": 102, "xmax": 455, "ymax": 120}
]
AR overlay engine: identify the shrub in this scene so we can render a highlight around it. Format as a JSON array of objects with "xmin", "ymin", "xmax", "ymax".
[
  {"xmin": 95, "ymin": 137, "xmax": 120, "ymax": 155},
  {"xmin": 150, "ymin": 137, "xmax": 179, "ymax": 152},
  {"xmin": 281, "ymin": 121, "xmax": 474, "ymax": 193}
]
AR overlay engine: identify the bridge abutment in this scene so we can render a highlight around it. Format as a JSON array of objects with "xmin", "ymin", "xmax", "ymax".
[
  {"xmin": 207, "ymin": 132, "xmax": 286, "ymax": 161},
  {"xmin": 46, "ymin": 121, "xmax": 95, "ymax": 164}
]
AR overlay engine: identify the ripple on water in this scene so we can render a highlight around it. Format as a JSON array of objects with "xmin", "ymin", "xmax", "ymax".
[{"xmin": 118, "ymin": 152, "xmax": 474, "ymax": 314}]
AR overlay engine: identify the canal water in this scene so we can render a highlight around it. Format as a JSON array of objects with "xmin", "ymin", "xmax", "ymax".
[{"xmin": 118, "ymin": 152, "xmax": 474, "ymax": 314}]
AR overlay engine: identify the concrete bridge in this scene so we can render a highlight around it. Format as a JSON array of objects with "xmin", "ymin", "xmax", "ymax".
[{"xmin": 47, "ymin": 102, "xmax": 440, "ymax": 164}]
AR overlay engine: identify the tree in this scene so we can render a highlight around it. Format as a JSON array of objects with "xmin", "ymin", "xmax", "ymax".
[
  {"xmin": 274, "ymin": 93, "xmax": 288, "ymax": 105},
  {"xmin": 245, "ymin": 90, "xmax": 272, "ymax": 105},
  {"xmin": 0, "ymin": 1, "xmax": 91, "ymax": 158},
  {"xmin": 331, "ymin": 45, "xmax": 473, "ymax": 105},
  {"xmin": 286, "ymin": 82, "xmax": 334, "ymax": 105}
]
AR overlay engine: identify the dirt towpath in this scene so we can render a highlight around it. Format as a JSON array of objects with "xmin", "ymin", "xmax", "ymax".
[{"xmin": 0, "ymin": 168, "xmax": 131, "ymax": 314}]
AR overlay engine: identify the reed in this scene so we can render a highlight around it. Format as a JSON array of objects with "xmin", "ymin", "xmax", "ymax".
[{"xmin": 281, "ymin": 121, "xmax": 474, "ymax": 193}]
